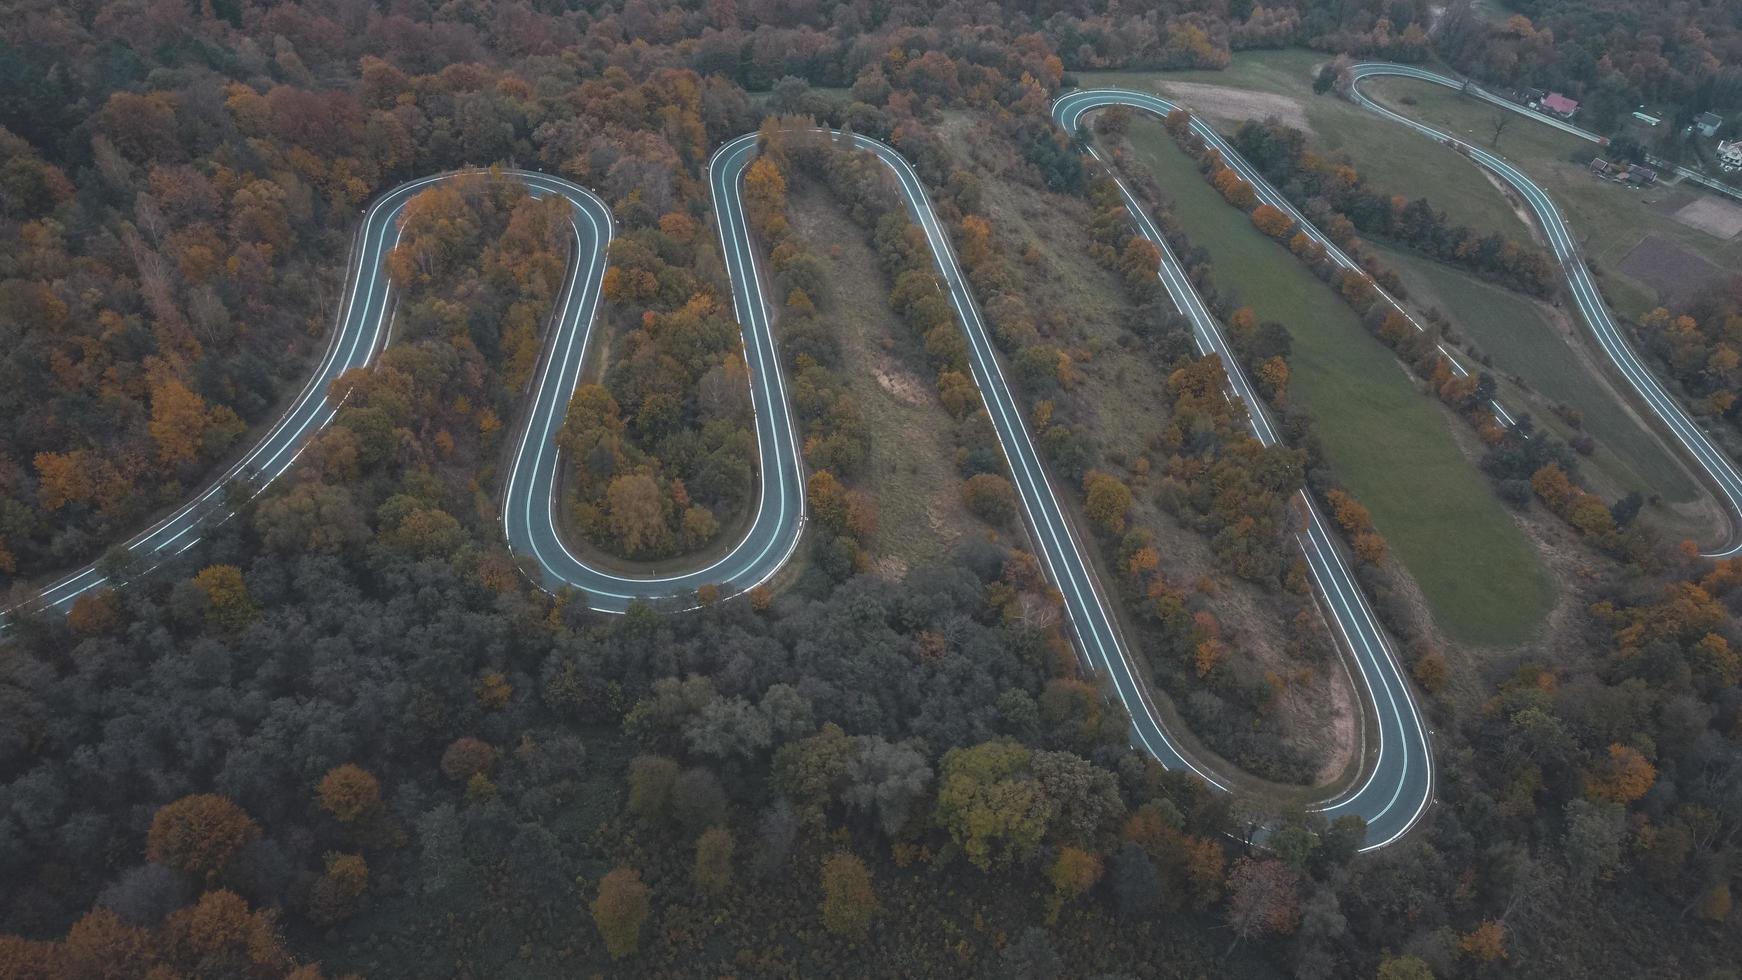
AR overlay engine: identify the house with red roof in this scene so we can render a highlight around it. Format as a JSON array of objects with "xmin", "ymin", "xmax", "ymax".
[{"xmin": 1540, "ymin": 93, "xmax": 1579, "ymax": 118}]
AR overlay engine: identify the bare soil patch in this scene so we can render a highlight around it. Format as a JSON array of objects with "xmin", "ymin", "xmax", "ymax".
[
  {"xmin": 1618, "ymin": 232, "xmax": 1726, "ymax": 306},
  {"xmin": 1478, "ymin": 168, "xmax": 1547, "ymax": 248},
  {"xmin": 872, "ymin": 357, "xmax": 928, "ymax": 405},
  {"xmin": 1155, "ymin": 80, "xmax": 1315, "ymax": 138},
  {"xmin": 1671, "ymin": 195, "xmax": 1742, "ymax": 239}
]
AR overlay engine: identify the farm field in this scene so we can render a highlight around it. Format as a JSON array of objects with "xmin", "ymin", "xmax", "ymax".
[{"xmin": 1116, "ymin": 118, "xmax": 1554, "ymax": 645}]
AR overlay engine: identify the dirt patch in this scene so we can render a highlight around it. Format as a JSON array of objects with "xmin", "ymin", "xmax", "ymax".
[
  {"xmin": 1478, "ymin": 168, "xmax": 1547, "ymax": 247},
  {"xmin": 870, "ymin": 555, "xmax": 908, "ymax": 581},
  {"xmin": 1155, "ymin": 80, "xmax": 1315, "ymax": 138},
  {"xmin": 1671, "ymin": 195, "xmax": 1742, "ymax": 239},
  {"xmin": 1618, "ymin": 233, "xmax": 1726, "ymax": 306},
  {"xmin": 1310, "ymin": 656, "xmax": 1359, "ymax": 784},
  {"xmin": 872, "ymin": 356, "xmax": 928, "ymax": 405}
]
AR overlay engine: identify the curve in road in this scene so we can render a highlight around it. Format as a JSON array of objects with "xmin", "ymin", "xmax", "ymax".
[
  {"xmin": 1054, "ymin": 90, "xmax": 1433, "ymax": 850},
  {"xmin": 1355, "ymin": 62, "xmax": 1742, "ymax": 203},
  {"xmin": 8, "ymin": 125, "xmax": 1436, "ymax": 849},
  {"xmin": 10, "ymin": 170, "xmax": 600, "ymax": 616},
  {"xmin": 1347, "ymin": 63, "xmax": 1742, "ymax": 557}
]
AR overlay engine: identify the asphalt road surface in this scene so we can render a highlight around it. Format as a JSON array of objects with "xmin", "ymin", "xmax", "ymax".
[
  {"xmin": 1055, "ymin": 90, "xmax": 1434, "ymax": 850},
  {"xmin": 1353, "ymin": 61, "xmax": 1742, "ymax": 202},
  {"xmin": 10, "ymin": 171, "xmax": 610, "ymax": 617},
  {"xmin": 1347, "ymin": 62, "xmax": 1742, "ymax": 557},
  {"xmin": 10, "ymin": 122, "xmax": 1469, "ymax": 848}
]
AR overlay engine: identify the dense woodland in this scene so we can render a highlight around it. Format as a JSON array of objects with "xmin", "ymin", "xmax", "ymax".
[{"xmin": 2, "ymin": 1, "xmax": 1741, "ymax": 978}]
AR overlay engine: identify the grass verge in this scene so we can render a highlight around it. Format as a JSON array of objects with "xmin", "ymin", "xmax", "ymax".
[
  {"xmin": 1118, "ymin": 119, "xmax": 1554, "ymax": 645},
  {"xmin": 785, "ymin": 183, "xmax": 987, "ymax": 572},
  {"xmin": 1369, "ymin": 242, "xmax": 1701, "ymax": 501},
  {"xmin": 1077, "ymin": 50, "xmax": 1535, "ymax": 244}
]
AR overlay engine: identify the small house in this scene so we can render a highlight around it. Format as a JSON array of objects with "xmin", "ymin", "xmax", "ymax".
[
  {"xmin": 1540, "ymin": 92, "xmax": 1579, "ymax": 118},
  {"xmin": 1633, "ymin": 109, "xmax": 1662, "ymax": 127},
  {"xmin": 1589, "ymin": 158, "xmax": 1616, "ymax": 176},
  {"xmin": 1718, "ymin": 139, "xmax": 1742, "ymax": 173},
  {"xmin": 1693, "ymin": 111, "xmax": 1723, "ymax": 138},
  {"xmin": 1624, "ymin": 163, "xmax": 1658, "ymax": 185}
]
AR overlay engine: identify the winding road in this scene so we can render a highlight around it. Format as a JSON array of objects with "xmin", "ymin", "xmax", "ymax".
[
  {"xmin": 11, "ymin": 171, "xmax": 612, "ymax": 617},
  {"xmin": 4, "ymin": 119, "xmax": 1432, "ymax": 848},
  {"xmin": 4, "ymin": 119, "xmax": 1434, "ymax": 850},
  {"xmin": 1055, "ymin": 90, "xmax": 1433, "ymax": 850},
  {"xmin": 1347, "ymin": 63, "xmax": 1742, "ymax": 557},
  {"xmin": 26, "ymin": 70, "xmax": 1716, "ymax": 851}
]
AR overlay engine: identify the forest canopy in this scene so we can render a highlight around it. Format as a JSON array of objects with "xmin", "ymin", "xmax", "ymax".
[{"xmin": 1, "ymin": 0, "xmax": 1740, "ymax": 978}]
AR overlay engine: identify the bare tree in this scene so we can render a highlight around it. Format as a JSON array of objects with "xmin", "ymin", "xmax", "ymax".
[{"xmin": 1490, "ymin": 110, "xmax": 1511, "ymax": 148}]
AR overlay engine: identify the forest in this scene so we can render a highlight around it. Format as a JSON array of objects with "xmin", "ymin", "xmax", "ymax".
[{"xmin": 3, "ymin": 0, "xmax": 1742, "ymax": 978}]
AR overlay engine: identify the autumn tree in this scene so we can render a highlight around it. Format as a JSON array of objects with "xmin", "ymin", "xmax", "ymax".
[
  {"xmin": 1459, "ymin": 919, "xmax": 1507, "ymax": 962},
  {"xmin": 1695, "ymin": 884, "xmax": 1732, "ymax": 924},
  {"xmin": 933, "ymin": 741, "xmax": 1052, "ymax": 871},
  {"xmin": 592, "ymin": 867, "xmax": 651, "ymax": 959},
  {"xmin": 1250, "ymin": 203, "xmax": 1294, "ymax": 238},
  {"xmin": 317, "ymin": 764, "xmax": 383, "ymax": 825},
  {"xmin": 1083, "ymin": 470, "xmax": 1132, "ymax": 535},
  {"xmin": 743, "ymin": 156, "xmax": 788, "ymax": 236},
  {"xmin": 192, "ymin": 565, "xmax": 256, "ymax": 631},
  {"xmin": 161, "ymin": 889, "xmax": 293, "ymax": 975},
  {"xmin": 308, "ymin": 852, "xmax": 369, "ymax": 926},
  {"xmin": 1225, "ymin": 857, "xmax": 1302, "ymax": 949},
  {"xmin": 67, "ymin": 589, "xmax": 124, "ymax": 637},
  {"xmin": 820, "ymin": 851, "xmax": 877, "ymax": 939},
  {"xmin": 808, "ymin": 470, "xmax": 849, "ymax": 533},
  {"xmin": 146, "ymin": 794, "xmax": 260, "ymax": 882},
  {"xmin": 1045, "ymin": 846, "xmax": 1104, "ymax": 923},
  {"xmin": 1584, "ymin": 744, "xmax": 1656, "ymax": 804},
  {"xmin": 475, "ymin": 670, "xmax": 513, "ymax": 710},
  {"xmin": 607, "ymin": 472, "xmax": 670, "ymax": 556},
  {"xmin": 440, "ymin": 737, "xmax": 500, "ymax": 783},
  {"xmin": 937, "ymin": 370, "xmax": 980, "ymax": 418},
  {"xmin": 1377, "ymin": 954, "xmax": 1436, "ymax": 980},
  {"xmin": 148, "ymin": 378, "xmax": 208, "ymax": 466},
  {"xmin": 964, "ymin": 473, "xmax": 1018, "ymax": 525},
  {"xmin": 61, "ymin": 907, "xmax": 156, "ymax": 977}
]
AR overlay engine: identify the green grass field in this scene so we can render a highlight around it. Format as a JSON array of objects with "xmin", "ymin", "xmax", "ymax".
[
  {"xmin": 1118, "ymin": 121, "xmax": 1553, "ymax": 645},
  {"xmin": 1364, "ymin": 76, "xmax": 1742, "ymax": 320},
  {"xmin": 1369, "ymin": 242, "xmax": 1704, "ymax": 511},
  {"xmin": 1080, "ymin": 50, "xmax": 1742, "ymax": 323},
  {"xmin": 1077, "ymin": 51, "xmax": 1534, "ymax": 245}
]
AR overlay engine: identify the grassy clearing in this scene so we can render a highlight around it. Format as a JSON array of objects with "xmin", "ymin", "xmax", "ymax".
[
  {"xmin": 936, "ymin": 112, "xmax": 1175, "ymax": 465},
  {"xmin": 785, "ymin": 184, "xmax": 986, "ymax": 572},
  {"xmin": 938, "ymin": 111, "xmax": 1360, "ymax": 784},
  {"xmin": 1364, "ymin": 76, "xmax": 1742, "ymax": 320},
  {"xmin": 1077, "ymin": 50, "xmax": 1535, "ymax": 244},
  {"xmin": 1118, "ymin": 120, "xmax": 1554, "ymax": 645},
  {"xmin": 1080, "ymin": 50, "xmax": 1742, "ymax": 320},
  {"xmin": 1369, "ymin": 241, "xmax": 1704, "ymax": 507}
]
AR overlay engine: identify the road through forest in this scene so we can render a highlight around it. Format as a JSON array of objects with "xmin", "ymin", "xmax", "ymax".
[{"xmin": 18, "ymin": 74, "xmax": 1731, "ymax": 849}]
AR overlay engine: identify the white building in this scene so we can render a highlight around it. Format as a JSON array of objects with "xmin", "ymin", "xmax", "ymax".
[{"xmin": 1718, "ymin": 139, "xmax": 1742, "ymax": 173}]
